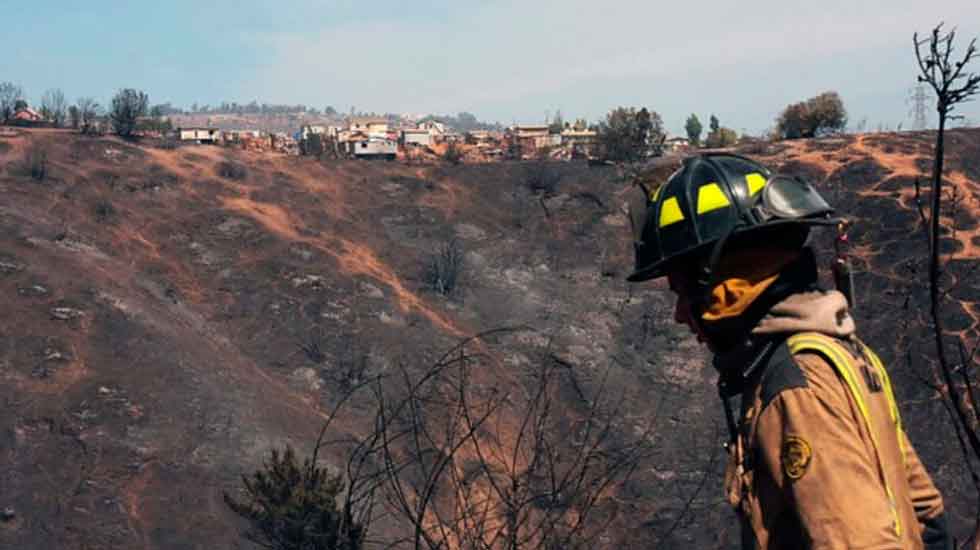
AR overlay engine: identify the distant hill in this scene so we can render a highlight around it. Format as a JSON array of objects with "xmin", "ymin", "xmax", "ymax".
[
  {"xmin": 0, "ymin": 127, "xmax": 977, "ymax": 548},
  {"xmin": 168, "ymin": 112, "xmax": 343, "ymax": 134}
]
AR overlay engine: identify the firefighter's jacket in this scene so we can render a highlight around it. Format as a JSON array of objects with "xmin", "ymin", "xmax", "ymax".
[{"xmin": 722, "ymin": 290, "xmax": 950, "ymax": 549}]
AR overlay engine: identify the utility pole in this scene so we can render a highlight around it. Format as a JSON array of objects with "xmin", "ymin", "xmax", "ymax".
[{"xmin": 907, "ymin": 83, "xmax": 928, "ymax": 131}]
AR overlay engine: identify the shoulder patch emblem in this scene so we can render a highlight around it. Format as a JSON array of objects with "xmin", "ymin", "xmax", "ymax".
[{"xmin": 781, "ymin": 436, "xmax": 812, "ymax": 480}]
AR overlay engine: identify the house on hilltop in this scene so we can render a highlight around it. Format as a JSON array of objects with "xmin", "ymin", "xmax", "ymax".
[
  {"xmin": 402, "ymin": 128, "xmax": 432, "ymax": 147},
  {"xmin": 299, "ymin": 125, "xmax": 326, "ymax": 140},
  {"xmin": 343, "ymin": 136, "xmax": 397, "ymax": 160},
  {"xmin": 512, "ymin": 125, "xmax": 557, "ymax": 157},
  {"xmin": 663, "ymin": 136, "xmax": 691, "ymax": 153},
  {"xmin": 178, "ymin": 127, "xmax": 221, "ymax": 144},
  {"xmin": 9, "ymin": 107, "xmax": 52, "ymax": 128},
  {"xmin": 348, "ymin": 117, "xmax": 389, "ymax": 135},
  {"xmin": 13, "ymin": 107, "xmax": 43, "ymax": 123},
  {"xmin": 223, "ymin": 129, "xmax": 264, "ymax": 142},
  {"xmin": 419, "ymin": 120, "xmax": 446, "ymax": 133},
  {"xmin": 561, "ymin": 128, "xmax": 598, "ymax": 157}
]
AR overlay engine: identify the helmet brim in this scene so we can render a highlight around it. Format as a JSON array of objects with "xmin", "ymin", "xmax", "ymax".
[{"xmin": 625, "ymin": 216, "xmax": 841, "ymax": 283}]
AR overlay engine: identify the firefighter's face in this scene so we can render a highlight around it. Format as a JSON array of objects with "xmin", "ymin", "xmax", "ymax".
[{"xmin": 667, "ymin": 269, "xmax": 709, "ymax": 347}]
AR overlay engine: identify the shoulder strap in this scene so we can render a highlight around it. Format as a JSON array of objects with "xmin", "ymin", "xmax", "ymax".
[
  {"xmin": 856, "ymin": 339, "xmax": 906, "ymax": 457},
  {"xmin": 758, "ymin": 341, "xmax": 808, "ymax": 410},
  {"xmin": 785, "ymin": 332, "xmax": 904, "ymax": 538}
]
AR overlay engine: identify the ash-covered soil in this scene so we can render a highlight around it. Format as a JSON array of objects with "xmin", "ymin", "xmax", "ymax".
[{"xmin": 0, "ymin": 127, "xmax": 978, "ymax": 548}]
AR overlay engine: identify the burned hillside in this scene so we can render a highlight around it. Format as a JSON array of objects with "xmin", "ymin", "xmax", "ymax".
[{"xmin": 0, "ymin": 127, "xmax": 978, "ymax": 548}]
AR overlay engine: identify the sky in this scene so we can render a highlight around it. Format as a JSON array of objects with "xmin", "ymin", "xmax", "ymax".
[{"xmin": 3, "ymin": 0, "xmax": 980, "ymax": 135}]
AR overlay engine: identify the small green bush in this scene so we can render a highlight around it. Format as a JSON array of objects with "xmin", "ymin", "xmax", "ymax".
[{"xmin": 224, "ymin": 445, "xmax": 364, "ymax": 550}]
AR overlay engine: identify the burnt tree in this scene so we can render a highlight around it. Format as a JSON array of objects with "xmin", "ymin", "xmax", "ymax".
[{"xmin": 913, "ymin": 22, "xmax": 980, "ymax": 546}]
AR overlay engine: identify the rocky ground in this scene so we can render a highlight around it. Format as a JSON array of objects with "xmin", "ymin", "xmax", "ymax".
[{"xmin": 0, "ymin": 127, "xmax": 977, "ymax": 548}]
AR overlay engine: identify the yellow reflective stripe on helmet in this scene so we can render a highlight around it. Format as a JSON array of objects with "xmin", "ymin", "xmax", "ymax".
[
  {"xmin": 696, "ymin": 183, "xmax": 731, "ymax": 214},
  {"xmin": 659, "ymin": 196, "xmax": 685, "ymax": 227},
  {"xmin": 787, "ymin": 334, "xmax": 903, "ymax": 537},
  {"xmin": 746, "ymin": 172, "xmax": 767, "ymax": 195}
]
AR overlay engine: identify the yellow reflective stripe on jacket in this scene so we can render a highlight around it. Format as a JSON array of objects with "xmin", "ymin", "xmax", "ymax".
[
  {"xmin": 859, "ymin": 340, "xmax": 907, "ymax": 459},
  {"xmin": 786, "ymin": 333, "xmax": 903, "ymax": 537}
]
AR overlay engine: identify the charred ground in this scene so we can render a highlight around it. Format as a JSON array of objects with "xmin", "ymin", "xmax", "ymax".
[{"xmin": 0, "ymin": 127, "xmax": 978, "ymax": 548}]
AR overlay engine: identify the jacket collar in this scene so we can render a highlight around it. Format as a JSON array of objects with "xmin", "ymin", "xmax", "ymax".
[{"xmin": 714, "ymin": 289, "xmax": 856, "ymax": 397}]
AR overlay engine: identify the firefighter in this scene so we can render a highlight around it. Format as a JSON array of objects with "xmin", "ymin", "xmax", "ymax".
[{"xmin": 626, "ymin": 153, "xmax": 951, "ymax": 549}]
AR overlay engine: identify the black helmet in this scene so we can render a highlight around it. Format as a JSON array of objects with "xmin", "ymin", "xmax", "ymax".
[{"xmin": 627, "ymin": 153, "xmax": 839, "ymax": 284}]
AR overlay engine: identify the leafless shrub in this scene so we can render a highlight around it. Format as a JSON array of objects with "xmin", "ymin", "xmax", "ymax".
[
  {"xmin": 524, "ymin": 161, "xmax": 561, "ymax": 195},
  {"xmin": 335, "ymin": 339, "xmax": 371, "ymax": 393},
  {"xmin": 369, "ymin": 330, "xmax": 653, "ymax": 550},
  {"xmin": 300, "ymin": 332, "xmax": 328, "ymax": 364},
  {"xmin": 425, "ymin": 239, "xmax": 464, "ymax": 296},
  {"xmin": 217, "ymin": 160, "xmax": 248, "ymax": 180},
  {"xmin": 158, "ymin": 136, "xmax": 178, "ymax": 150},
  {"xmin": 912, "ymin": 22, "xmax": 980, "ymax": 545},
  {"xmin": 510, "ymin": 183, "xmax": 533, "ymax": 229},
  {"xmin": 296, "ymin": 328, "xmax": 373, "ymax": 394},
  {"xmin": 93, "ymin": 200, "xmax": 116, "ymax": 223},
  {"xmin": 444, "ymin": 142, "xmax": 464, "ymax": 165},
  {"xmin": 24, "ymin": 142, "xmax": 48, "ymax": 181},
  {"xmin": 259, "ymin": 328, "xmax": 672, "ymax": 549}
]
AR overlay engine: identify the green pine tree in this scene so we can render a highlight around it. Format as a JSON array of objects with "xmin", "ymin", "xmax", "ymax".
[
  {"xmin": 224, "ymin": 446, "xmax": 365, "ymax": 550},
  {"xmin": 685, "ymin": 114, "xmax": 703, "ymax": 146}
]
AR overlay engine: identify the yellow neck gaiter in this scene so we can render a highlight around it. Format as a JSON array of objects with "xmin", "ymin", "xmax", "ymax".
[{"xmin": 701, "ymin": 248, "xmax": 801, "ymax": 323}]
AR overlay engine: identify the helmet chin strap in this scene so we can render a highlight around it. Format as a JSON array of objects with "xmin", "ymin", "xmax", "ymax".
[{"xmin": 691, "ymin": 225, "xmax": 738, "ymax": 338}]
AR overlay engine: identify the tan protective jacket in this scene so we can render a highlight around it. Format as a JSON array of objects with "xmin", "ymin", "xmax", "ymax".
[{"xmin": 724, "ymin": 291, "xmax": 948, "ymax": 549}]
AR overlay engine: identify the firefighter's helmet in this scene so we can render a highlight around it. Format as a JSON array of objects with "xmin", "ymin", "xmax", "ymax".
[{"xmin": 627, "ymin": 153, "xmax": 839, "ymax": 283}]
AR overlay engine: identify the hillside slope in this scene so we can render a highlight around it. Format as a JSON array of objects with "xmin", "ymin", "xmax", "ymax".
[{"xmin": 0, "ymin": 128, "xmax": 978, "ymax": 548}]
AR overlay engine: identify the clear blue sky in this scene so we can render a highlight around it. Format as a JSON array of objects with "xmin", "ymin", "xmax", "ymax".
[{"xmin": 3, "ymin": 0, "xmax": 979, "ymax": 134}]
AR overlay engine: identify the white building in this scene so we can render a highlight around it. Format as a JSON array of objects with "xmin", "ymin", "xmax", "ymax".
[
  {"xmin": 178, "ymin": 127, "xmax": 221, "ymax": 144},
  {"xmin": 223, "ymin": 129, "xmax": 263, "ymax": 142},
  {"xmin": 513, "ymin": 125, "xmax": 553, "ymax": 151},
  {"xmin": 418, "ymin": 120, "xmax": 448, "ymax": 141},
  {"xmin": 300, "ymin": 125, "xmax": 327, "ymax": 140},
  {"xmin": 348, "ymin": 117, "xmax": 389, "ymax": 136},
  {"xmin": 402, "ymin": 128, "xmax": 432, "ymax": 147},
  {"xmin": 346, "ymin": 137, "xmax": 397, "ymax": 159},
  {"xmin": 663, "ymin": 137, "xmax": 691, "ymax": 153}
]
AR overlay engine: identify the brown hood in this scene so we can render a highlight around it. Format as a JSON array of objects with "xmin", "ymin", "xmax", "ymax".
[{"xmin": 752, "ymin": 290, "xmax": 856, "ymax": 339}]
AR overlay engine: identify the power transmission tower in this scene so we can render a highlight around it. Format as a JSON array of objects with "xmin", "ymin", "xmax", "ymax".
[{"xmin": 907, "ymin": 83, "xmax": 928, "ymax": 131}]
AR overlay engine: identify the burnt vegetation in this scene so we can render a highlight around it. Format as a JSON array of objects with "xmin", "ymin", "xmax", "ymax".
[
  {"xmin": 3, "ymin": 25, "xmax": 980, "ymax": 550},
  {"xmin": 23, "ymin": 141, "xmax": 48, "ymax": 181},
  {"xmin": 0, "ymin": 120, "xmax": 978, "ymax": 549},
  {"xmin": 523, "ymin": 161, "xmax": 562, "ymax": 196},
  {"xmin": 424, "ymin": 238, "xmax": 465, "ymax": 297},
  {"xmin": 235, "ymin": 330, "xmax": 657, "ymax": 550},
  {"xmin": 92, "ymin": 199, "xmax": 116, "ymax": 223},
  {"xmin": 217, "ymin": 159, "xmax": 249, "ymax": 180},
  {"xmin": 911, "ymin": 22, "xmax": 980, "ymax": 544}
]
